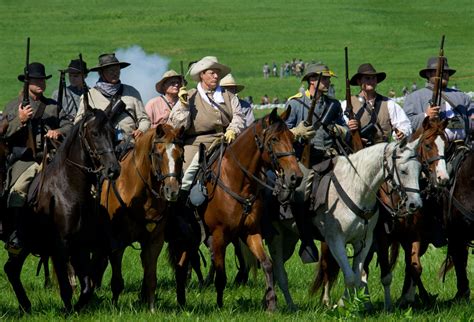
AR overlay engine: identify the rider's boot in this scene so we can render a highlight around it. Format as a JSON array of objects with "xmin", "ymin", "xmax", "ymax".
[
  {"xmin": 5, "ymin": 207, "xmax": 25, "ymax": 255},
  {"xmin": 293, "ymin": 202, "xmax": 319, "ymax": 263}
]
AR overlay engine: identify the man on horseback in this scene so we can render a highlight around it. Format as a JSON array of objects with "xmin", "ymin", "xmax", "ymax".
[
  {"xmin": 3, "ymin": 62, "xmax": 73, "ymax": 253},
  {"xmin": 219, "ymin": 73, "xmax": 255, "ymax": 127},
  {"xmin": 343, "ymin": 63, "xmax": 412, "ymax": 145},
  {"xmin": 283, "ymin": 62, "xmax": 349, "ymax": 263},
  {"xmin": 74, "ymin": 53, "xmax": 151, "ymax": 159}
]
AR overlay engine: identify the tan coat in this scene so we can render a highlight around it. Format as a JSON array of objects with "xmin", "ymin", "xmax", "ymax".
[{"xmin": 351, "ymin": 95, "xmax": 391, "ymax": 143}]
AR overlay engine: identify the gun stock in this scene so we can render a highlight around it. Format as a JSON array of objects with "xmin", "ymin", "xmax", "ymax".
[
  {"xmin": 301, "ymin": 73, "xmax": 323, "ymax": 168},
  {"xmin": 344, "ymin": 47, "xmax": 363, "ymax": 152},
  {"xmin": 21, "ymin": 37, "xmax": 36, "ymax": 159},
  {"xmin": 431, "ymin": 35, "xmax": 445, "ymax": 108}
]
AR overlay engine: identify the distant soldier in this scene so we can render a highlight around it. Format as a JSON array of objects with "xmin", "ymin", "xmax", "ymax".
[
  {"xmin": 262, "ymin": 62, "xmax": 270, "ymax": 79},
  {"xmin": 220, "ymin": 73, "xmax": 255, "ymax": 127},
  {"xmin": 342, "ymin": 63, "xmax": 412, "ymax": 146},
  {"xmin": 52, "ymin": 59, "xmax": 89, "ymax": 119},
  {"xmin": 4, "ymin": 62, "xmax": 73, "ymax": 253}
]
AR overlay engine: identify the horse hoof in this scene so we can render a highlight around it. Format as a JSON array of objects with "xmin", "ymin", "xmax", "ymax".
[
  {"xmin": 454, "ymin": 290, "xmax": 470, "ymax": 302},
  {"xmin": 287, "ymin": 303, "xmax": 298, "ymax": 312}
]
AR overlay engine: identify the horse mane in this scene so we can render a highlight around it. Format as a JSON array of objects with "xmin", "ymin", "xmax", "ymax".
[{"xmin": 411, "ymin": 118, "xmax": 447, "ymax": 142}]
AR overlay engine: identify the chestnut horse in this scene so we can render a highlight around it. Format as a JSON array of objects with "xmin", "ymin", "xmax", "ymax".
[
  {"xmin": 171, "ymin": 108, "xmax": 303, "ymax": 311},
  {"xmin": 99, "ymin": 124, "xmax": 184, "ymax": 312},
  {"xmin": 4, "ymin": 106, "xmax": 120, "ymax": 313},
  {"xmin": 313, "ymin": 118, "xmax": 449, "ymax": 309}
]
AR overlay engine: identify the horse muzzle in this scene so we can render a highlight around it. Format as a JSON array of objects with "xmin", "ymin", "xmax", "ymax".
[
  {"xmin": 105, "ymin": 164, "xmax": 121, "ymax": 180},
  {"xmin": 406, "ymin": 195, "xmax": 423, "ymax": 214},
  {"xmin": 163, "ymin": 178, "xmax": 181, "ymax": 202}
]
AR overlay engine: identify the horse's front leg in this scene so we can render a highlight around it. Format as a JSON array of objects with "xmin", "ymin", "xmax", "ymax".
[
  {"xmin": 245, "ymin": 232, "xmax": 276, "ymax": 312},
  {"xmin": 450, "ymin": 238, "xmax": 471, "ymax": 301},
  {"xmin": 370, "ymin": 229, "xmax": 393, "ymax": 311},
  {"xmin": 51, "ymin": 253, "xmax": 74, "ymax": 312},
  {"xmin": 211, "ymin": 228, "xmax": 228, "ymax": 308},
  {"xmin": 140, "ymin": 234, "xmax": 165, "ymax": 312},
  {"xmin": 109, "ymin": 248, "xmax": 126, "ymax": 306},
  {"xmin": 69, "ymin": 249, "xmax": 94, "ymax": 311},
  {"xmin": 352, "ymin": 233, "xmax": 375, "ymax": 310},
  {"xmin": 4, "ymin": 250, "xmax": 32, "ymax": 313}
]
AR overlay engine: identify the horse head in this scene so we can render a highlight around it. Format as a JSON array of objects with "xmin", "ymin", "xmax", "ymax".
[
  {"xmin": 81, "ymin": 107, "xmax": 121, "ymax": 180},
  {"xmin": 386, "ymin": 138, "xmax": 423, "ymax": 214},
  {"xmin": 259, "ymin": 108, "xmax": 303, "ymax": 203},
  {"xmin": 0, "ymin": 116, "xmax": 9, "ymax": 197},
  {"xmin": 413, "ymin": 117, "xmax": 449, "ymax": 188},
  {"xmin": 149, "ymin": 124, "xmax": 185, "ymax": 202}
]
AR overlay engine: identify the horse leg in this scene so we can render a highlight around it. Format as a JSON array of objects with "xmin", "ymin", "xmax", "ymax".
[
  {"xmin": 4, "ymin": 250, "xmax": 32, "ymax": 313},
  {"xmin": 41, "ymin": 256, "xmax": 52, "ymax": 289},
  {"xmin": 414, "ymin": 241, "xmax": 435, "ymax": 305},
  {"xmin": 203, "ymin": 236, "xmax": 215, "ymax": 287},
  {"xmin": 268, "ymin": 221, "xmax": 298, "ymax": 311},
  {"xmin": 70, "ymin": 249, "xmax": 94, "ymax": 311},
  {"xmin": 211, "ymin": 228, "xmax": 228, "ymax": 308},
  {"xmin": 399, "ymin": 241, "xmax": 416, "ymax": 307},
  {"xmin": 51, "ymin": 254, "xmax": 74, "ymax": 312},
  {"xmin": 245, "ymin": 233, "xmax": 276, "ymax": 312},
  {"xmin": 173, "ymin": 246, "xmax": 190, "ymax": 307},
  {"xmin": 189, "ymin": 249, "xmax": 204, "ymax": 288},
  {"xmin": 90, "ymin": 250, "xmax": 108, "ymax": 289},
  {"xmin": 372, "ymin": 234, "xmax": 393, "ymax": 311},
  {"xmin": 450, "ymin": 239, "xmax": 471, "ymax": 300},
  {"xmin": 233, "ymin": 239, "xmax": 249, "ymax": 286},
  {"xmin": 352, "ymin": 236, "xmax": 374, "ymax": 310},
  {"xmin": 316, "ymin": 242, "xmax": 340, "ymax": 307},
  {"xmin": 140, "ymin": 237, "xmax": 165, "ymax": 312},
  {"xmin": 109, "ymin": 248, "xmax": 126, "ymax": 306}
]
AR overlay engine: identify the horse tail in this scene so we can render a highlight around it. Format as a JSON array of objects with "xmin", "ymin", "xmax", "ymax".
[
  {"xmin": 237, "ymin": 238, "xmax": 259, "ymax": 280},
  {"xmin": 388, "ymin": 241, "xmax": 400, "ymax": 272},
  {"xmin": 438, "ymin": 255, "xmax": 454, "ymax": 280},
  {"xmin": 310, "ymin": 243, "xmax": 339, "ymax": 295}
]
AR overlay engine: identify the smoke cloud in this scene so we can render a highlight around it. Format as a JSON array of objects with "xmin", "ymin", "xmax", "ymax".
[{"xmin": 86, "ymin": 45, "xmax": 170, "ymax": 103}]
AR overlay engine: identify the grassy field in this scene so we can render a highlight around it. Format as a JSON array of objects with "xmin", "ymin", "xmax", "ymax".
[
  {"xmin": 0, "ymin": 242, "xmax": 473, "ymax": 320},
  {"xmin": 0, "ymin": 0, "xmax": 473, "ymax": 108}
]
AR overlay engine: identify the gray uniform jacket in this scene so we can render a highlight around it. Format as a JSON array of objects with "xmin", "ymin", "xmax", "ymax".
[
  {"xmin": 52, "ymin": 85, "xmax": 85, "ymax": 120},
  {"xmin": 404, "ymin": 86, "xmax": 473, "ymax": 134},
  {"xmin": 285, "ymin": 91, "xmax": 346, "ymax": 151}
]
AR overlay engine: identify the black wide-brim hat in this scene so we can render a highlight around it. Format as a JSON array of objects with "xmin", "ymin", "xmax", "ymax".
[
  {"xmin": 349, "ymin": 63, "xmax": 386, "ymax": 86},
  {"xmin": 18, "ymin": 62, "xmax": 52, "ymax": 82},
  {"xmin": 89, "ymin": 53, "xmax": 130, "ymax": 72},
  {"xmin": 66, "ymin": 59, "xmax": 89, "ymax": 74},
  {"xmin": 419, "ymin": 56, "xmax": 456, "ymax": 79}
]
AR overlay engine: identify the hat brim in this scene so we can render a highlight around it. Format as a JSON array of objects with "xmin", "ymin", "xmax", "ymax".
[
  {"xmin": 221, "ymin": 84, "xmax": 245, "ymax": 93},
  {"xmin": 189, "ymin": 62, "xmax": 231, "ymax": 82},
  {"xmin": 89, "ymin": 62, "xmax": 130, "ymax": 72},
  {"xmin": 18, "ymin": 74, "xmax": 52, "ymax": 82},
  {"xmin": 301, "ymin": 71, "xmax": 335, "ymax": 82},
  {"xmin": 418, "ymin": 68, "xmax": 456, "ymax": 79},
  {"xmin": 155, "ymin": 75, "xmax": 184, "ymax": 94},
  {"xmin": 66, "ymin": 67, "xmax": 89, "ymax": 74},
  {"xmin": 349, "ymin": 72, "xmax": 386, "ymax": 86}
]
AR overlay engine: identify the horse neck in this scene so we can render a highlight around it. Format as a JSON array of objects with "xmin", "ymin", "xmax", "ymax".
[
  {"xmin": 338, "ymin": 143, "xmax": 389, "ymax": 203},
  {"xmin": 125, "ymin": 134, "xmax": 154, "ymax": 190},
  {"xmin": 62, "ymin": 133, "xmax": 96, "ymax": 184}
]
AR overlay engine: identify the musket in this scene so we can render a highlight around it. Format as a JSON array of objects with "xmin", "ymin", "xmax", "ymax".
[
  {"xmin": 57, "ymin": 69, "xmax": 66, "ymax": 110},
  {"xmin": 300, "ymin": 72, "xmax": 323, "ymax": 168},
  {"xmin": 78, "ymin": 54, "xmax": 90, "ymax": 109},
  {"xmin": 344, "ymin": 47, "xmax": 364, "ymax": 152},
  {"xmin": 431, "ymin": 35, "xmax": 445, "ymax": 108},
  {"xmin": 180, "ymin": 60, "xmax": 188, "ymax": 86},
  {"xmin": 22, "ymin": 37, "xmax": 36, "ymax": 159}
]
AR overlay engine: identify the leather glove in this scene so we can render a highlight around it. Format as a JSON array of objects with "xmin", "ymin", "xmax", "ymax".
[
  {"xmin": 330, "ymin": 124, "xmax": 348, "ymax": 138},
  {"xmin": 224, "ymin": 129, "xmax": 236, "ymax": 144},
  {"xmin": 290, "ymin": 121, "xmax": 316, "ymax": 141},
  {"xmin": 178, "ymin": 86, "xmax": 188, "ymax": 106}
]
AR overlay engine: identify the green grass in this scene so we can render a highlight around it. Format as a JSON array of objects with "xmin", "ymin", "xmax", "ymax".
[
  {"xmin": 0, "ymin": 242, "xmax": 473, "ymax": 320},
  {"xmin": 0, "ymin": 0, "xmax": 473, "ymax": 109}
]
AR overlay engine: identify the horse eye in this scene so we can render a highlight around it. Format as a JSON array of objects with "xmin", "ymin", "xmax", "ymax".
[{"xmin": 424, "ymin": 144, "xmax": 432, "ymax": 150}]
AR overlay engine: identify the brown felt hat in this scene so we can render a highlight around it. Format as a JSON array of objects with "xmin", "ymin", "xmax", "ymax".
[
  {"xmin": 349, "ymin": 63, "xmax": 386, "ymax": 86},
  {"xmin": 155, "ymin": 70, "xmax": 184, "ymax": 94},
  {"xmin": 419, "ymin": 56, "xmax": 456, "ymax": 79},
  {"xmin": 89, "ymin": 53, "xmax": 130, "ymax": 72}
]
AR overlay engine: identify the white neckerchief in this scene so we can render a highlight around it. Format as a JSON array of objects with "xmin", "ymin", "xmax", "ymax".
[{"xmin": 197, "ymin": 83, "xmax": 224, "ymax": 110}]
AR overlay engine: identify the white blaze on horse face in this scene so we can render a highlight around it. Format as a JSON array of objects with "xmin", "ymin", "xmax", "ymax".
[
  {"xmin": 434, "ymin": 136, "xmax": 449, "ymax": 184},
  {"xmin": 165, "ymin": 143, "xmax": 176, "ymax": 174}
]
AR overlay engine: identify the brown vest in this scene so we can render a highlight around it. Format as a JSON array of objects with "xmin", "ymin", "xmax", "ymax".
[
  {"xmin": 351, "ymin": 94, "xmax": 391, "ymax": 143},
  {"xmin": 185, "ymin": 88, "xmax": 233, "ymax": 146}
]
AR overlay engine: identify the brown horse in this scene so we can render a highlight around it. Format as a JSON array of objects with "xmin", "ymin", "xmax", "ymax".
[
  {"xmin": 439, "ymin": 145, "xmax": 474, "ymax": 301},
  {"xmin": 99, "ymin": 124, "xmax": 184, "ymax": 312},
  {"xmin": 312, "ymin": 117, "xmax": 449, "ymax": 309},
  {"xmin": 171, "ymin": 108, "xmax": 302, "ymax": 311}
]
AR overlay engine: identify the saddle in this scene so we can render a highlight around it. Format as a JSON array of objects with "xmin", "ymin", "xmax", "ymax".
[{"xmin": 309, "ymin": 158, "xmax": 335, "ymax": 213}]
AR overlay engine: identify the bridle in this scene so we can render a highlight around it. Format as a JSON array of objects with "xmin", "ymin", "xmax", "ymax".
[{"xmin": 417, "ymin": 130, "xmax": 447, "ymax": 194}]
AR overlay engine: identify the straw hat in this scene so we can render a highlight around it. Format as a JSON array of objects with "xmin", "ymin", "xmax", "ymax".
[
  {"xmin": 89, "ymin": 53, "xmax": 130, "ymax": 72},
  {"xmin": 349, "ymin": 63, "xmax": 386, "ymax": 86},
  {"xmin": 155, "ymin": 70, "xmax": 184, "ymax": 94},
  {"xmin": 219, "ymin": 73, "xmax": 244, "ymax": 93},
  {"xmin": 419, "ymin": 56, "xmax": 456, "ymax": 79},
  {"xmin": 188, "ymin": 56, "xmax": 231, "ymax": 82},
  {"xmin": 301, "ymin": 63, "xmax": 336, "ymax": 82}
]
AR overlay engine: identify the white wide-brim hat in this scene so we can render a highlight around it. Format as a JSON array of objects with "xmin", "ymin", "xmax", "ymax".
[
  {"xmin": 219, "ymin": 73, "xmax": 245, "ymax": 93},
  {"xmin": 188, "ymin": 56, "xmax": 231, "ymax": 82}
]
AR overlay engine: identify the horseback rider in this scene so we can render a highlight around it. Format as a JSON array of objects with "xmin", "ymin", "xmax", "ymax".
[
  {"xmin": 3, "ymin": 62, "xmax": 73, "ymax": 253},
  {"xmin": 219, "ymin": 73, "xmax": 255, "ymax": 127},
  {"xmin": 283, "ymin": 62, "xmax": 350, "ymax": 263},
  {"xmin": 74, "ymin": 53, "xmax": 151, "ymax": 159},
  {"xmin": 343, "ymin": 63, "xmax": 412, "ymax": 145},
  {"xmin": 52, "ymin": 58, "xmax": 90, "ymax": 120}
]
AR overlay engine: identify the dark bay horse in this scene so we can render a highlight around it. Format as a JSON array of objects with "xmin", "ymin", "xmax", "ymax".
[
  {"xmin": 313, "ymin": 118, "xmax": 449, "ymax": 309},
  {"xmin": 439, "ymin": 145, "xmax": 474, "ymax": 301},
  {"xmin": 171, "ymin": 108, "xmax": 303, "ymax": 311},
  {"xmin": 99, "ymin": 124, "xmax": 184, "ymax": 312},
  {"xmin": 3, "ymin": 106, "xmax": 120, "ymax": 313},
  {"xmin": 0, "ymin": 117, "xmax": 10, "ymax": 238}
]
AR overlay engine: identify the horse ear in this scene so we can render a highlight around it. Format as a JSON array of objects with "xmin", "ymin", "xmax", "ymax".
[
  {"xmin": 155, "ymin": 124, "xmax": 165, "ymax": 138},
  {"xmin": 268, "ymin": 108, "xmax": 279, "ymax": 125},
  {"xmin": 422, "ymin": 116, "xmax": 431, "ymax": 130},
  {"xmin": 407, "ymin": 137, "xmax": 422, "ymax": 151},
  {"xmin": 398, "ymin": 136, "xmax": 408, "ymax": 149},
  {"xmin": 280, "ymin": 105, "xmax": 292, "ymax": 121},
  {"xmin": 177, "ymin": 126, "xmax": 186, "ymax": 140}
]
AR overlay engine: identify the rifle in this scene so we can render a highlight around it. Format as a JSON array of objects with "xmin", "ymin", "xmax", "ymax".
[
  {"xmin": 430, "ymin": 35, "xmax": 445, "ymax": 108},
  {"xmin": 344, "ymin": 47, "xmax": 364, "ymax": 152},
  {"xmin": 78, "ymin": 54, "xmax": 90, "ymax": 109},
  {"xmin": 21, "ymin": 37, "xmax": 36, "ymax": 159},
  {"xmin": 57, "ymin": 69, "xmax": 66, "ymax": 110},
  {"xmin": 180, "ymin": 60, "xmax": 188, "ymax": 86},
  {"xmin": 300, "ymin": 72, "xmax": 323, "ymax": 168}
]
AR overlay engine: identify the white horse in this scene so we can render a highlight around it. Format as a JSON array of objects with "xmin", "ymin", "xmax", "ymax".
[{"xmin": 268, "ymin": 138, "xmax": 423, "ymax": 309}]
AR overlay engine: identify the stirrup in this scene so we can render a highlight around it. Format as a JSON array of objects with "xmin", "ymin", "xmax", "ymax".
[{"xmin": 5, "ymin": 231, "xmax": 23, "ymax": 255}]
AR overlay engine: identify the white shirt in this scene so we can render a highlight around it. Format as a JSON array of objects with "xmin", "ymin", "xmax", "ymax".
[
  {"xmin": 197, "ymin": 83, "xmax": 224, "ymax": 109},
  {"xmin": 341, "ymin": 98, "xmax": 413, "ymax": 139}
]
